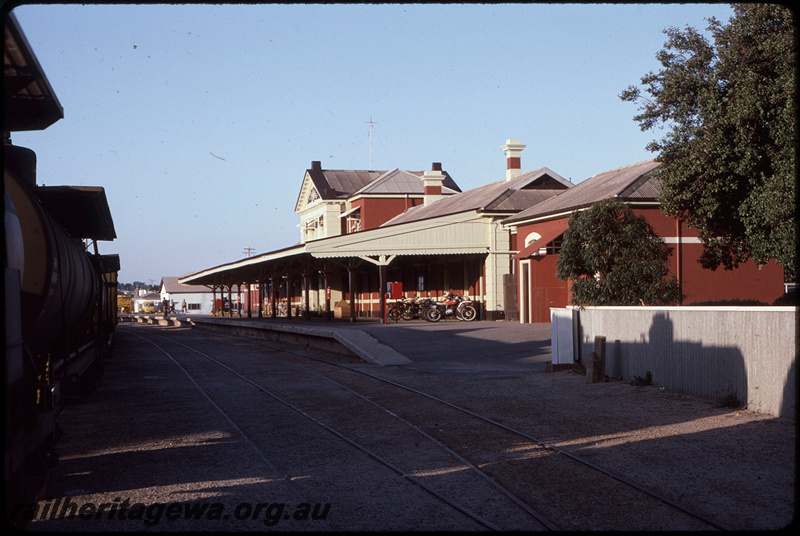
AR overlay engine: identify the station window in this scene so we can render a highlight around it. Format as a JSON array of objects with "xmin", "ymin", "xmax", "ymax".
[
  {"xmin": 188, "ymin": 303, "xmax": 201, "ymax": 310},
  {"xmin": 546, "ymin": 236, "xmax": 563, "ymax": 255}
]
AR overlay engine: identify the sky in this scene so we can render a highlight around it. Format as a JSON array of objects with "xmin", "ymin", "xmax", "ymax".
[{"xmin": 8, "ymin": 2, "xmax": 735, "ymax": 286}]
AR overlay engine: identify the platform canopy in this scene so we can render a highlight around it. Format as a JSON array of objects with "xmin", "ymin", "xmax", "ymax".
[
  {"xmin": 179, "ymin": 207, "xmax": 497, "ymax": 288},
  {"xmin": 35, "ymin": 186, "xmax": 117, "ymax": 241},
  {"xmin": 304, "ymin": 211, "xmax": 491, "ymax": 260},
  {"xmin": 179, "ymin": 244, "xmax": 313, "ymax": 287},
  {"xmin": 4, "ymin": 12, "xmax": 64, "ymax": 132}
]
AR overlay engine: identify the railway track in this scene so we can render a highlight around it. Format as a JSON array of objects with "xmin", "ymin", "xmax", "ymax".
[{"xmin": 127, "ymin": 324, "xmax": 731, "ymax": 531}]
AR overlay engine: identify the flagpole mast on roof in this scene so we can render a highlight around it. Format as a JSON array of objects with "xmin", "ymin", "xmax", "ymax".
[{"xmin": 366, "ymin": 116, "xmax": 377, "ymax": 170}]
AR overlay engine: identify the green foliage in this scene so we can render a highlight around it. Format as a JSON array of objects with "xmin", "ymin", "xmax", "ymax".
[
  {"xmin": 687, "ymin": 298, "xmax": 767, "ymax": 306},
  {"xmin": 620, "ymin": 4, "xmax": 796, "ymax": 272},
  {"xmin": 555, "ymin": 199, "xmax": 683, "ymax": 306}
]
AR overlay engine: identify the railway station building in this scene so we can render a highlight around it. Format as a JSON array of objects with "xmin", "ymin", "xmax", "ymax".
[
  {"xmin": 179, "ymin": 140, "xmax": 572, "ymax": 321},
  {"xmin": 503, "ymin": 159, "xmax": 786, "ymax": 323},
  {"xmin": 180, "ymin": 142, "xmax": 785, "ymax": 323}
]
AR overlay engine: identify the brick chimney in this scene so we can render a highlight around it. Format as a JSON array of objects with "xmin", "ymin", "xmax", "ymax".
[
  {"xmin": 501, "ymin": 139, "xmax": 526, "ymax": 181},
  {"xmin": 423, "ymin": 162, "xmax": 445, "ymax": 205}
]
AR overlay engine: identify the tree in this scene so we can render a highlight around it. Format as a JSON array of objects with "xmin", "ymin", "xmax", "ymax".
[
  {"xmin": 556, "ymin": 199, "xmax": 682, "ymax": 306},
  {"xmin": 620, "ymin": 4, "xmax": 796, "ymax": 273}
]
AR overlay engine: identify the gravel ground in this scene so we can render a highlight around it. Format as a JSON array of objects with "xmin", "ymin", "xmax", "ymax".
[
  {"xmin": 381, "ymin": 366, "xmax": 796, "ymax": 530},
  {"xmin": 15, "ymin": 324, "xmax": 796, "ymax": 531}
]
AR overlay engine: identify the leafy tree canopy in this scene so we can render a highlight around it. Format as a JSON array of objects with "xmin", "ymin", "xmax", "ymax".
[
  {"xmin": 555, "ymin": 199, "xmax": 683, "ymax": 306},
  {"xmin": 620, "ymin": 4, "xmax": 796, "ymax": 273}
]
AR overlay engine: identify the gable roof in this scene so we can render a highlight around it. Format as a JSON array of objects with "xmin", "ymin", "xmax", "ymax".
[
  {"xmin": 503, "ymin": 159, "xmax": 661, "ymax": 224},
  {"xmin": 353, "ymin": 168, "xmax": 459, "ymax": 196},
  {"xmin": 311, "ymin": 169, "xmax": 382, "ymax": 199},
  {"xmin": 161, "ymin": 276, "xmax": 211, "ymax": 294},
  {"xmin": 295, "ymin": 163, "xmax": 461, "ymax": 212},
  {"xmin": 382, "ymin": 167, "xmax": 571, "ymax": 226}
]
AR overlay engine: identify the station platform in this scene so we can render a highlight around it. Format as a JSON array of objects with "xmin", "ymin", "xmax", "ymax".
[{"xmin": 121, "ymin": 314, "xmax": 555, "ymax": 375}]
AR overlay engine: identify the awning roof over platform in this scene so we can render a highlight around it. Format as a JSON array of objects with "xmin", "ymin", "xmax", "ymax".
[
  {"xmin": 179, "ymin": 210, "xmax": 495, "ymax": 286},
  {"xmin": 179, "ymin": 244, "xmax": 310, "ymax": 286},
  {"xmin": 305, "ymin": 211, "xmax": 491, "ymax": 259},
  {"xmin": 4, "ymin": 12, "xmax": 63, "ymax": 132}
]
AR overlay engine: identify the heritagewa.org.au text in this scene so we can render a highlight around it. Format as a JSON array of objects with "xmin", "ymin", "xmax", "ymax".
[{"xmin": 11, "ymin": 497, "xmax": 332, "ymax": 527}]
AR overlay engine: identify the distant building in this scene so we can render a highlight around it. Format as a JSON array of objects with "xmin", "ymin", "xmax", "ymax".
[{"xmin": 159, "ymin": 277, "xmax": 214, "ymax": 314}]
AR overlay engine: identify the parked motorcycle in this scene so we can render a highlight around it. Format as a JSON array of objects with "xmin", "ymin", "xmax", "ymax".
[
  {"xmin": 424, "ymin": 293, "xmax": 477, "ymax": 322},
  {"xmin": 401, "ymin": 296, "xmax": 433, "ymax": 320},
  {"xmin": 387, "ymin": 299, "xmax": 405, "ymax": 322},
  {"xmin": 388, "ymin": 296, "xmax": 435, "ymax": 322}
]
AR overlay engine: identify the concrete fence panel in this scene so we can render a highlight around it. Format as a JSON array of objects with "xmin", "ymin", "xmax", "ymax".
[{"xmin": 564, "ymin": 306, "xmax": 796, "ymax": 420}]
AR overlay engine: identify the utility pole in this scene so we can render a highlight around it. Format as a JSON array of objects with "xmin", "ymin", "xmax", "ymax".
[{"xmin": 243, "ymin": 247, "xmax": 255, "ymax": 258}]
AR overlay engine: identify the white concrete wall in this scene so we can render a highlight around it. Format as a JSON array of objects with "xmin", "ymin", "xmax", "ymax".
[{"xmin": 562, "ymin": 306, "xmax": 796, "ymax": 420}]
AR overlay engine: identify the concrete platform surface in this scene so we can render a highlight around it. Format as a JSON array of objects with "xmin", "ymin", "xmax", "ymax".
[{"xmin": 175, "ymin": 315, "xmax": 554, "ymax": 375}]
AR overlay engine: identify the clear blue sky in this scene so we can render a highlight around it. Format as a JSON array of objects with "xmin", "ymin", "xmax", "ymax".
[{"xmin": 9, "ymin": 3, "xmax": 735, "ymax": 285}]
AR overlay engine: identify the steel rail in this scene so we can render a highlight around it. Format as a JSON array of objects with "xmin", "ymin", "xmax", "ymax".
[
  {"xmin": 135, "ymin": 329, "xmax": 505, "ymax": 531},
  {"xmin": 132, "ymin": 332, "xmax": 333, "ymax": 532},
  {"xmin": 138, "ymin": 324, "xmax": 733, "ymax": 531},
  {"xmin": 288, "ymin": 345, "xmax": 735, "ymax": 532},
  {"xmin": 153, "ymin": 330, "xmax": 559, "ymax": 531}
]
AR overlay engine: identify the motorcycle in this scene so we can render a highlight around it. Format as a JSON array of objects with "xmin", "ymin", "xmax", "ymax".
[
  {"xmin": 424, "ymin": 293, "xmax": 477, "ymax": 322},
  {"xmin": 388, "ymin": 296, "xmax": 435, "ymax": 322},
  {"xmin": 387, "ymin": 299, "xmax": 405, "ymax": 322},
  {"xmin": 400, "ymin": 296, "xmax": 432, "ymax": 320}
]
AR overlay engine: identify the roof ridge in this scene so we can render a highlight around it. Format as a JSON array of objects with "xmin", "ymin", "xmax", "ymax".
[
  {"xmin": 353, "ymin": 168, "xmax": 424, "ymax": 196},
  {"xmin": 586, "ymin": 158, "xmax": 657, "ymax": 181}
]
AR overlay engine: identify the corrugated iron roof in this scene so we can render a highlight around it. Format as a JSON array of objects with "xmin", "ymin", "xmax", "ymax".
[
  {"xmin": 353, "ymin": 168, "xmax": 457, "ymax": 196},
  {"xmin": 306, "ymin": 166, "xmax": 462, "ymax": 201},
  {"xmin": 503, "ymin": 160, "xmax": 660, "ymax": 224},
  {"xmin": 179, "ymin": 244, "xmax": 308, "ymax": 286},
  {"xmin": 486, "ymin": 188, "xmax": 563, "ymax": 212},
  {"xmin": 3, "ymin": 12, "xmax": 63, "ymax": 131},
  {"xmin": 161, "ymin": 276, "xmax": 210, "ymax": 294},
  {"xmin": 383, "ymin": 167, "xmax": 571, "ymax": 226},
  {"xmin": 319, "ymin": 169, "xmax": 382, "ymax": 198},
  {"xmin": 35, "ymin": 185, "xmax": 116, "ymax": 240}
]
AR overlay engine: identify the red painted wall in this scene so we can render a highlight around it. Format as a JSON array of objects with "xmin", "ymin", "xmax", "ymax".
[
  {"xmin": 355, "ymin": 197, "xmax": 424, "ymax": 231},
  {"xmin": 515, "ymin": 206, "xmax": 785, "ymax": 322},
  {"xmin": 631, "ymin": 207, "xmax": 784, "ymax": 304},
  {"xmin": 528, "ymin": 255, "xmax": 569, "ymax": 322}
]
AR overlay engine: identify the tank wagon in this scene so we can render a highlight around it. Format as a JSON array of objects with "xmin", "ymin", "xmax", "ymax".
[{"xmin": 4, "ymin": 12, "xmax": 119, "ymax": 519}]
